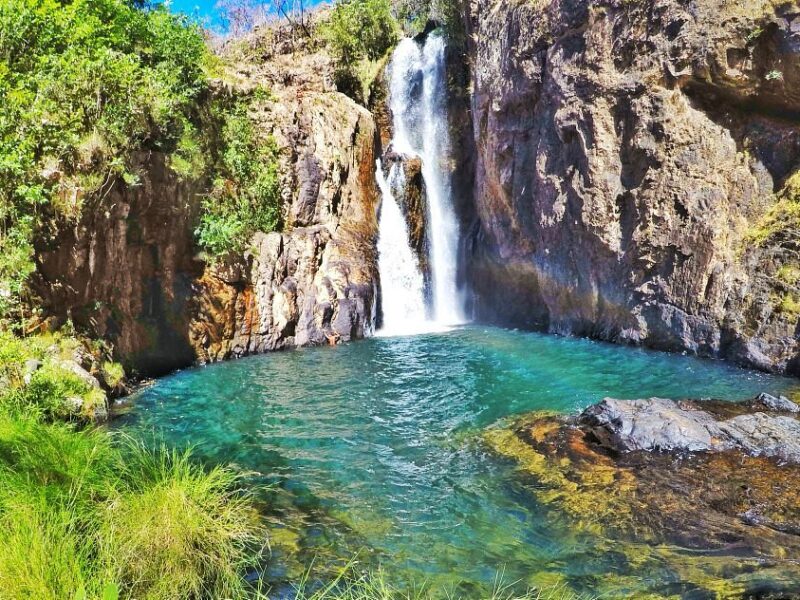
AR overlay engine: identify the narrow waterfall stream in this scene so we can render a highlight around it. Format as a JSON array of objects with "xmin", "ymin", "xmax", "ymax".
[
  {"xmin": 375, "ymin": 162, "xmax": 427, "ymax": 334},
  {"xmin": 376, "ymin": 32, "xmax": 465, "ymax": 334}
]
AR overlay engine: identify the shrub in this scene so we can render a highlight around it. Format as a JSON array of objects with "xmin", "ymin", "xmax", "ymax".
[
  {"xmin": 322, "ymin": 0, "xmax": 398, "ymax": 102},
  {"xmin": 12, "ymin": 363, "xmax": 95, "ymax": 420},
  {"xmin": 745, "ymin": 170, "xmax": 800, "ymax": 246},
  {"xmin": 195, "ymin": 100, "xmax": 281, "ymax": 258},
  {"xmin": 394, "ymin": 0, "xmax": 464, "ymax": 39}
]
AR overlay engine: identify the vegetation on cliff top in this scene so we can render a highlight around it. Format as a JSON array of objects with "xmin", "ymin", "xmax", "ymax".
[
  {"xmin": 0, "ymin": 0, "xmax": 284, "ymax": 324},
  {"xmin": 322, "ymin": 0, "xmax": 398, "ymax": 103}
]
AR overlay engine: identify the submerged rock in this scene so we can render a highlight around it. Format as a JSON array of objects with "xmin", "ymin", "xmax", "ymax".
[{"xmin": 485, "ymin": 394, "xmax": 800, "ymax": 595}]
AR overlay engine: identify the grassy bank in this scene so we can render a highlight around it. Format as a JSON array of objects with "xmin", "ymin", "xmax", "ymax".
[{"xmin": 0, "ymin": 329, "xmax": 265, "ymax": 599}]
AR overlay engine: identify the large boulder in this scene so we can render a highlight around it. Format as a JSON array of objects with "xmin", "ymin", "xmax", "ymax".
[{"xmin": 580, "ymin": 395, "xmax": 800, "ymax": 463}]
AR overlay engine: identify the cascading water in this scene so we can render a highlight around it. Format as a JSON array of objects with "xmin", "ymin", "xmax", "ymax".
[
  {"xmin": 375, "ymin": 161, "xmax": 428, "ymax": 335},
  {"xmin": 376, "ymin": 32, "xmax": 466, "ymax": 334}
]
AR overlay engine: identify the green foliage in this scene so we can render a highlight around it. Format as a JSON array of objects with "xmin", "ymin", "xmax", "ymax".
[
  {"xmin": 0, "ymin": 413, "xmax": 263, "ymax": 600},
  {"xmin": 11, "ymin": 362, "xmax": 97, "ymax": 421},
  {"xmin": 101, "ymin": 361, "xmax": 125, "ymax": 389},
  {"xmin": 195, "ymin": 100, "xmax": 281, "ymax": 258},
  {"xmin": 393, "ymin": 0, "xmax": 464, "ymax": 40},
  {"xmin": 765, "ymin": 69, "xmax": 783, "ymax": 81},
  {"xmin": 0, "ymin": 330, "xmax": 108, "ymax": 422},
  {"xmin": 0, "ymin": 0, "xmax": 211, "ymax": 322},
  {"xmin": 322, "ymin": 0, "xmax": 398, "ymax": 102},
  {"xmin": 324, "ymin": 0, "xmax": 397, "ymax": 64}
]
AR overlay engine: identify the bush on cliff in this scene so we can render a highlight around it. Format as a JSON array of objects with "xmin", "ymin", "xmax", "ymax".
[
  {"xmin": 0, "ymin": 0, "xmax": 286, "ymax": 315},
  {"xmin": 393, "ymin": 0, "xmax": 464, "ymax": 40},
  {"xmin": 195, "ymin": 99, "xmax": 282, "ymax": 258},
  {"xmin": 322, "ymin": 0, "xmax": 398, "ymax": 102}
]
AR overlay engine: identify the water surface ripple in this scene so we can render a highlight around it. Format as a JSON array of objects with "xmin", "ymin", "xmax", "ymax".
[{"xmin": 118, "ymin": 326, "xmax": 799, "ymax": 595}]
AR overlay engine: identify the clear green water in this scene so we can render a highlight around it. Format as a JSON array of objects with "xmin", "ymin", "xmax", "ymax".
[{"xmin": 118, "ymin": 326, "xmax": 799, "ymax": 596}]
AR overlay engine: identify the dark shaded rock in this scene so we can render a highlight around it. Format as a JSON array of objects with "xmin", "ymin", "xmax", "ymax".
[
  {"xmin": 465, "ymin": 0, "xmax": 800, "ymax": 374},
  {"xmin": 33, "ymin": 152, "xmax": 203, "ymax": 376}
]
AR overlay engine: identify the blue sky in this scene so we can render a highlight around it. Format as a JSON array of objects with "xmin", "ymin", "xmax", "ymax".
[
  {"xmin": 163, "ymin": 0, "xmax": 225, "ymax": 29},
  {"xmin": 163, "ymin": 0, "xmax": 328, "ymax": 31}
]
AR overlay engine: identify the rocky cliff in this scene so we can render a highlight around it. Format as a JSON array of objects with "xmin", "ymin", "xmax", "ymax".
[
  {"xmin": 34, "ymin": 22, "xmax": 381, "ymax": 374},
  {"xmin": 191, "ymin": 27, "xmax": 380, "ymax": 363},
  {"xmin": 33, "ymin": 152, "xmax": 204, "ymax": 376},
  {"xmin": 464, "ymin": 0, "xmax": 800, "ymax": 374}
]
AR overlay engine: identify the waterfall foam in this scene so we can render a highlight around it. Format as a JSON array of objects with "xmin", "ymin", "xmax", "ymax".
[
  {"xmin": 375, "ymin": 161, "xmax": 428, "ymax": 335},
  {"xmin": 376, "ymin": 32, "xmax": 466, "ymax": 335}
]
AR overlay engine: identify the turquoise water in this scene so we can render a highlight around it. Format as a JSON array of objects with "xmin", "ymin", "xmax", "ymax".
[{"xmin": 118, "ymin": 326, "xmax": 799, "ymax": 596}]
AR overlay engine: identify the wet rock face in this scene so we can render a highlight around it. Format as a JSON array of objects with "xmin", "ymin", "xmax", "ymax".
[
  {"xmin": 466, "ymin": 0, "xmax": 800, "ymax": 374},
  {"xmin": 190, "ymin": 90, "xmax": 380, "ymax": 364},
  {"xmin": 381, "ymin": 151, "xmax": 430, "ymax": 283},
  {"xmin": 33, "ymin": 152, "xmax": 203, "ymax": 375}
]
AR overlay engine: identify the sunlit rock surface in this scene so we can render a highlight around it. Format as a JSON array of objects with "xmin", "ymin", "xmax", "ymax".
[{"xmin": 466, "ymin": 0, "xmax": 800, "ymax": 374}]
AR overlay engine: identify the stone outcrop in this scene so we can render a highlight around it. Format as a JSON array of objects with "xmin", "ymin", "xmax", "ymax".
[
  {"xmin": 32, "ymin": 20, "xmax": 380, "ymax": 374},
  {"xmin": 380, "ymin": 151, "xmax": 430, "ymax": 283},
  {"xmin": 465, "ymin": 0, "xmax": 800, "ymax": 374},
  {"xmin": 189, "ymin": 27, "xmax": 380, "ymax": 363},
  {"xmin": 580, "ymin": 395, "xmax": 800, "ymax": 463}
]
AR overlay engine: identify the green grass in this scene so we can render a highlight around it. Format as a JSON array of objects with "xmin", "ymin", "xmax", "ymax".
[
  {"xmin": 289, "ymin": 567, "xmax": 590, "ymax": 600},
  {"xmin": 0, "ymin": 414, "xmax": 264, "ymax": 600}
]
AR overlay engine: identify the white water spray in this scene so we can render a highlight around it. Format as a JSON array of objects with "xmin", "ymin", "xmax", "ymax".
[
  {"xmin": 376, "ymin": 33, "xmax": 466, "ymax": 335},
  {"xmin": 375, "ymin": 162, "xmax": 428, "ymax": 335}
]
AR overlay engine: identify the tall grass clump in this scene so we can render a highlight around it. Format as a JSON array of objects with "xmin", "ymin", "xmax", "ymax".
[
  {"xmin": 98, "ymin": 440, "xmax": 262, "ymax": 600},
  {"xmin": 0, "ymin": 356, "xmax": 264, "ymax": 600}
]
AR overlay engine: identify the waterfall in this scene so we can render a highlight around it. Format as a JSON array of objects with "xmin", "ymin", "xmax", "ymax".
[
  {"xmin": 375, "ymin": 162, "xmax": 428, "ymax": 335},
  {"xmin": 376, "ymin": 32, "xmax": 466, "ymax": 335}
]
